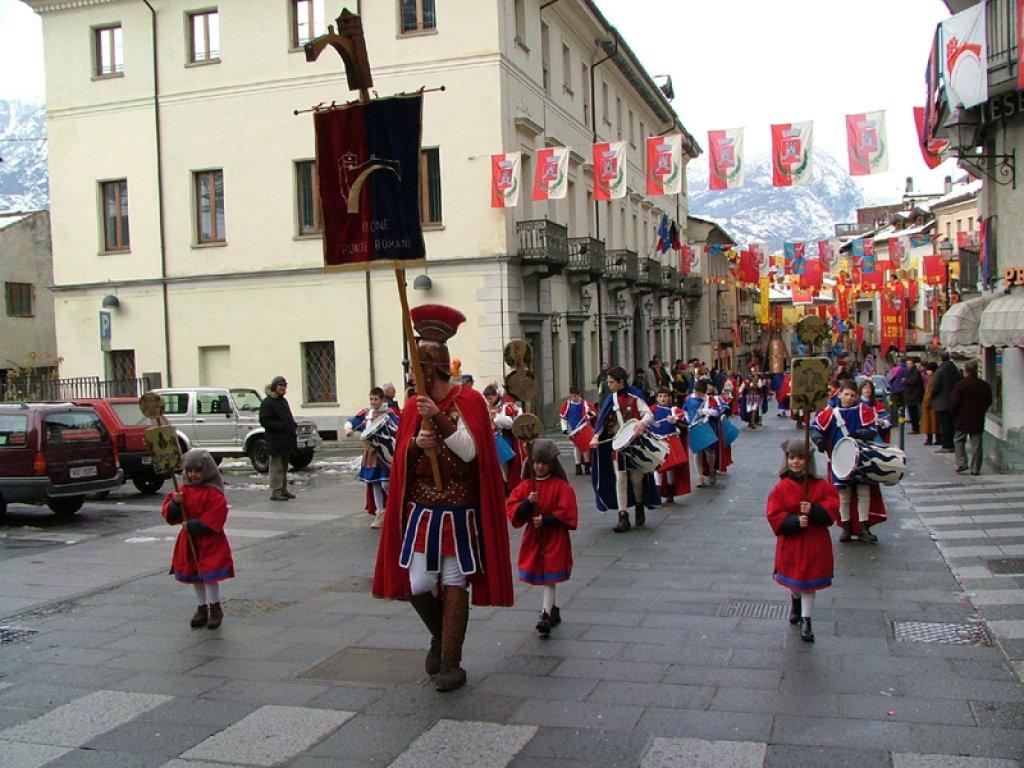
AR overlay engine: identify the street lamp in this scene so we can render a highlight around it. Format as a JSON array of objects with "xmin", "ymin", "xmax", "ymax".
[
  {"xmin": 580, "ymin": 288, "xmax": 592, "ymax": 314},
  {"xmin": 939, "ymin": 239, "xmax": 955, "ymax": 309},
  {"xmin": 643, "ymin": 296, "xmax": 655, "ymax": 319},
  {"xmin": 942, "ymin": 106, "xmax": 1017, "ymax": 188},
  {"xmin": 616, "ymin": 293, "xmax": 627, "ymax": 316}
]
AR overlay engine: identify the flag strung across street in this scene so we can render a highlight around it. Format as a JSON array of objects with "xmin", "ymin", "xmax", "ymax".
[
  {"xmin": 645, "ymin": 134, "xmax": 682, "ymax": 195},
  {"xmin": 846, "ymin": 110, "xmax": 888, "ymax": 176},
  {"xmin": 314, "ymin": 94, "xmax": 426, "ymax": 270},
  {"xmin": 531, "ymin": 146, "xmax": 568, "ymax": 202},
  {"xmin": 939, "ymin": 3, "xmax": 988, "ymax": 109},
  {"xmin": 593, "ymin": 140, "xmax": 627, "ymax": 201},
  {"xmin": 771, "ymin": 121, "xmax": 813, "ymax": 187},
  {"xmin": 914, "ymin": 106, "xmax": 948, "ymax": 169},
  {"xmin": 491, "ymin": 151, "xmax": 522, "ymax": 208},
  {"xmin": 707, "ymin": 127, "xmax": 744, "ymax": 190}
]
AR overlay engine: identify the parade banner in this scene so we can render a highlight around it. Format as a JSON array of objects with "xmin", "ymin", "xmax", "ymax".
[
  {"xmin": 783, "ymin": 241, "xmax": 806, "ymax": 275},
  {"xmin": 771, "ymin": 121, "xmax": 813, "ymax": 187},
  {"xmin": 758, "ymin": 276, "xmax": 771, "ymax": 325},
  {"xmin": 532, "ymin": 146, "xmax": 568, "ymax": 202},
  {"xmin": 923, "ymin": 252, "xmax": 946, "ymax": 285},
  {"xmin": 593, "ymin": 140, "xmax": 627, "ymax": 201},
  {"xmin": 835, "ymin": 274, "xmax": 851, "ymax": 320},
  {"xmin": 681, "ymin": 244, "xmax": 697, "ymax": 275},
  {"xmin": 879, "ymin": 291, "xmax": 901, "ymax": 361},
  {"xmin": 887, "ymin": 236, "xmax": 908, "ymax": 269},
  {"xmin": 737, "ymin": 249, "xmax": 759, "ymax": 285},
  {"xmin": 940, "ymin": 4, "xmax": 988, "ymax": 109},
  {"xmin": 792, "ymin": 286, "xmax": 815, "ymax": 305},
  {"xmin": 817, "ymin": 239, "xmax": 837, "ymax": 271},
  {"xmin": 491, "ymin": 151, "xmax": 522, "ymax": 208},
  {"xmin": 909, "ymin": 233, "xmax": 932, "ymax": 249},
  {"xmin": 749, "ymin": 242, "xmax": 770, "ymax": 277},
  {"xmin": 800, "ymin": 253, "xmax": 823, "ymax": 290},
  {"xmin": 646, "ymin": 134, "xmax": 682, "ymax": 195},
  {"xmin": 914, "ymin": 106, "xmax": 948, "ymax": 169},
  {"xmin": 708, "ymin": 127, "xmax": 744, "ymax": 190},
  {"xmin": 846, "ymin": 110, "xmax": 888, "ymax": 176},
  {"xmin": 314, "ymin": 94, "xmax": 426, "ymax": 269}
]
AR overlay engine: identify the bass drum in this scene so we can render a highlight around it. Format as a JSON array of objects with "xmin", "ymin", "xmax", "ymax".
[
  {"xmin": 611, "ymin": 419, "xmax": 670, "ymax": 473},
  {"xmin": 831, "ymin": 437, "xmax": 906, "ymax": 486}
]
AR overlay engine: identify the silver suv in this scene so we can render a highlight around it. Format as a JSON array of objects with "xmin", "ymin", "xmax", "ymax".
[{"xmin": 152, "ymin": 387, "xmax": 321, "ymax": 473}]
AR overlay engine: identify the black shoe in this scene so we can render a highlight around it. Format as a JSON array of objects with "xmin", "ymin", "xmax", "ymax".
[
  {"xmin": 549, "ymin": 606, "xmax": 561, "ymax": 626},
  {"xmin": 665, "ymin": 496, "xmax": 675, "ymax": 505},
  {"xmin": 839, "ymin": 522, "xmax": 852, "ymax": 542},
  {"xmin": 923, "ymin": 439, "xmax": 933, "ymax": 445},
  {"xmin": 612, "ymin": 511, "xmax": 631, "ymax": 533},
  {"xmin": 634, "ymin": 505, "xmax": 645, "ymax": 529},
  {"xmin": 859, "ymin": 527, "xmax": 878, "ymax": 544},
  {"xmin": 535, "ymin": 611, "xmax": 551, "ymax": 638},
  {"xmin": 575, "ymin": 463, "xmax": 583, "ymax": 476},
  {"xmin": 789, "ymin": 596, "xmax": 801, "ymax": 625},
  {"xmin": 800, "ymin": 617, "xmax": 814, "ymax": 642}
]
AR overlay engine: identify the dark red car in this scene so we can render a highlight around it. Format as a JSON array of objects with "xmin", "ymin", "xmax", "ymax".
[
  {"xmin": 0, "ymin": 403, "xmax": 123, "ymax": 517},
  {"xmin": 70, "ymin": 398, "xmax": 168, "ymax": 495}
]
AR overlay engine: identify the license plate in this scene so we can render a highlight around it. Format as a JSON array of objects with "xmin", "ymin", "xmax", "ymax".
[
  {"xmin": 70, "ymin": 465, "xmax": 98, "ymax": 479},
  {"xmin": 141, "ymin": 456, "xmax": 152, "ymax": 465}
]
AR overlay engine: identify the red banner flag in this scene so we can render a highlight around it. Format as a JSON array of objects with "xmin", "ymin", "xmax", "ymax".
[
  {"xmin": 880, "ymin": 291, "xmax": 900, "ymax": 361},
  {"xmin": 846, "ymin": 111, "xmax": 888, "ymax": 176},
  {"xmin": 914, "ymin": 106, "xmax": 947, "ymax": 169},
  {"xmin": 800, "ymin": 255, "xmax": 823, "ymax": 289},
  {"xmin": 923, "ymin": 253, "xmax": 946, "ymax": 285}
]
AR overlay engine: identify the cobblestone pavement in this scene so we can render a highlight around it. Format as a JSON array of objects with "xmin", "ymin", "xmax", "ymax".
[{"xmin": 0, "ymin": 416, "xmax": 1021, "ymax": 767}]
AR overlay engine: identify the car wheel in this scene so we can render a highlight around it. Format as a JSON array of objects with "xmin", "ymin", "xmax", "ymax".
[
  {"xmin": 248, "ymin": 436, "xmax": 270, "ymax": 474},
  {"xmin": 132, "ymin": 475, "xmax": 166, "ymax": 495},
  {"xmin": 48, "ymin": 496, "xmax": 85, "ymax": 516},
  {"xmin": 290, "ymin": 449, "xmax": 314, "ymax": 471}
]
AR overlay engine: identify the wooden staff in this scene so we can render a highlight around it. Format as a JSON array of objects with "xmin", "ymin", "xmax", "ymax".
[{"xmin": 395, "ymin": 268, "xmax": 443, "ymax": 490}]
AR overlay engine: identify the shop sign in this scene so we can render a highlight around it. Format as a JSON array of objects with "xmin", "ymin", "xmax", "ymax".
[
  {"xmin": 1004, "ymin": 265, "xmax": 1024, "ymax": 286},
  {"xmin": 979, "ymin": 90, "xmax": 1024, "ymax": 125}
]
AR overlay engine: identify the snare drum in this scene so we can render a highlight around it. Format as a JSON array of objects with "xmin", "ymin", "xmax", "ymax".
[
  {"xmin": 362, "ymin": 414, "xmax": 397, "ymax": 467},
  {"xmin": 657, "ymin": 434, "xmax": 687, "ymax": 471},
  {"xmin": 569, "ymin": 422, "xmax": 595, "ymax": 456},
  {"xmin": 831, "ymin": 437, "xmax": 906, "ymax": 486},
  {"xmin": 611, "ymin": 419, "xmax": 670, "ymax": 473},
  {"xmin": 721, "ymin": 418, "xmax": 740, "ymax": 447},
  {"xmin": 688, "ymin": 420, "xmax": 718, "ymax": 454}
]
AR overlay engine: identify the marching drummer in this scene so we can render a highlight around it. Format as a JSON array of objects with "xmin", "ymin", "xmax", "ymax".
[
  {"xmin": 344, "ymin": 386, "xmax": 398, "ymax": 529},
  {"xmin": 589, "ymin": 366, "xmax": 660, "ymax": 533},
  {"xmin": 811, "ymin": 379, "xmax": 887, "ymax": 543},
  {"xmin": 559, "ymin": 386, "xmax": 596, "ymax": 476},
  {"xmin": 650, "ymin": 388, "xmax": 691, "ymax": 504}
]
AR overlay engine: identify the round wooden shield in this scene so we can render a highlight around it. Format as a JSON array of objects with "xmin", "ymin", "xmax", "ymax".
[
  {"xmin": 510, "ymin": 413, "xmax": 541, "ymax": 442},
  {"xmin": 138, "ymin": 392, "xmax": 165, "ymax": 420},
  {"xmin": 505, "ymin": 369, "xmax": 539, "ymax": 403},
  {"xmin": 795, "ymin": 315, "xmax": 830, "ymax": 346},
  {"xmin": 503, "ymin": 339, "xmax": 533, "ymax": 370}
]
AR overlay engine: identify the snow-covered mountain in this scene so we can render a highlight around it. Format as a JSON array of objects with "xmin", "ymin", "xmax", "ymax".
[
  {"xmin": 0, "ymin": 100, "xmax": 49, "ymax": 213},
  {"xmin": 686, "ymin": 148, "xmax": 868, "ymax": 249}
]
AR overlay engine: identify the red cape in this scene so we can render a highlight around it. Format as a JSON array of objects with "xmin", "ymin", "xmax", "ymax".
[{"xmin": 372, "ymin": 385, "xmax": 514, "ymax": 606}]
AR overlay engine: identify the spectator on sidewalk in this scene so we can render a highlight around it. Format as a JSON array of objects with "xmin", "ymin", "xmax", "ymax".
[
  {"xmin": 948, "ymin": 360, "xmax": 993, "ymax": 476},
  {"xmin": 903, "ymin": 358, "xmax": 924, "ymax": 434},
  {"xmin": 931, "ymin": 353, "xmax": 962, "ymax": 453},
  {"xmin": 595, "ymin": 362, "xmax": 611, "ymax": 400},
  {"xmin": 886, "ymin": 357, "xmax": 908, "ymax": 431},
  {"xmin": 921, "ymin": 362, "xmax": 940, "ymax": 446},
  {"xmin": 259, "ymin": 376, "xmax": 297, "ymax": 501}
]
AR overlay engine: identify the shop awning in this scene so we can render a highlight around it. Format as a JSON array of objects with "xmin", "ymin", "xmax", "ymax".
[
  {"xmin": 939, "ymin": 293, "xmax": 998, "ymax": 358},
  {"xmin": 979, "ymin": 294, "xmax": 1024, "ymax": 348}
]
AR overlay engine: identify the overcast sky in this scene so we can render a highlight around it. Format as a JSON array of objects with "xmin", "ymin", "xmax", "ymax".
[{"xmin": 1, "ymin": 0, "xmax": 958, "ymax": 201}]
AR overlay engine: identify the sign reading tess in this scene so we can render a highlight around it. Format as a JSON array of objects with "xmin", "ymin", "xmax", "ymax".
[{"xmin": 978, "ymin": 90, "xmax": 1024, "ymax": 125}]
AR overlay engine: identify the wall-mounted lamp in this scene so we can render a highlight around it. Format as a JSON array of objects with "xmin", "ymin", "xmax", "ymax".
[
  {"xmin": 413, "ymin": 274, "xmax": 433, "ymax": 290},
  {"xmin": 550, "ymin": 312, "xmax": 562, "ymax": 333},
  {"xmin": 942, "ymin": 106, "xmax": 1016, "ymax": 188},
  {"xmin": 101, "ymin": 294, "xmax": 121, "ymax": 309},
  {"xmin": 615, "ymin": 293, "xmax": 628, "ymax": 316},
  {"xmin": 643, "ymin": 296, "xmax": 655, "ymax": 318},
  {"xmin": 580, "ymin": 288, "xmax": 592, "ymax": 314}
]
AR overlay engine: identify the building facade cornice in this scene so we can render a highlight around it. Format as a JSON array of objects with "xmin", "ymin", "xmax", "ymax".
[{"xmin": 23, "ymin": 0, "xmax": 117, "ymax": 14}]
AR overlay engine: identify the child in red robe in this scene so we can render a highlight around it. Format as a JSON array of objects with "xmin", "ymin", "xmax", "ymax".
[
  {"xmin": 507, "ymin": 439, "xmax": 578, "ymax": 638},
  {"xmin": 162, "ymin": 449, "xmax": 234, "ymax": 630},
  {"xmin": 766, "ymin": 439, "xmax": 839, "ymax": 643}
]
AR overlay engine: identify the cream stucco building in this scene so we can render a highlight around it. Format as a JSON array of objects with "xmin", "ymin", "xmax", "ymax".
[{"xmin": 26, "ymin": 0, "xmax": 700, "ymax": 431}]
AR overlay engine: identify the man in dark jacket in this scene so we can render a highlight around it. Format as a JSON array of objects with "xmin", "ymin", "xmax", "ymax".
[
  {"xmin": 948, "ymin": 360, "xmax": 992, "ymax": 475},
  {"xmin": 931, "ymin": 353, "xmax": 962, "ymax": 452},
  {"xmin": 259, "ymin": 375, "xmax": 297, "ymax": 501},
  {"xmin": 902, "ymin": 358, "xmax": 924, "ymax": 434}
]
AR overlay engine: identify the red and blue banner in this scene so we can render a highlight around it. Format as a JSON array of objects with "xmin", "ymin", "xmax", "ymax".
[{"xmin": 314, "ymin": 94, "xmax": 426, "ymax": 270}]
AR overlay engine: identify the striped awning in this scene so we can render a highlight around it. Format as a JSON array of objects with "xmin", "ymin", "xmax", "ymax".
[{"xmin": 979, "ymin": 294, "xmax": 1024, "ymax": 348}]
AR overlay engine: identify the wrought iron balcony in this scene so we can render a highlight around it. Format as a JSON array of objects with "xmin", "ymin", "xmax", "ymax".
[
  {"xmin": 567, "ymin": 237, "xmax": 605, "ymax": 278},
  {"xmin": 605, "ymin": 249, "xmax": 638, "ymax": 284},
  {"xmin": 660, "ymin": 265, "xmax": 679, "ymax": 295},
  {"xmin": 516, "ymin": 219, "xmax": 569, "ymax": 276},
  {"xmin": 680, "ymin": 274, "xmax": 703, "ymax": 300},
  {"xmin": 637, "ymin": 256, "xmax": 662, "ymax": 288}
]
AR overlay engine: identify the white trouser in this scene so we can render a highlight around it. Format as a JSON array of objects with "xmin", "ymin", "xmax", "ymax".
[
  {"xmin": 837, "ymin": 487, "xmax": 868, "ymax": 522},
  {"xmin": 790, "ymin": 588, "xmax": 815, "ymax": 618},
  {"xmin": 193, "ymin": 582, "xmax": 220, "ymax": 605},
  {"xmin": 407, "ymin": 551, "xmax": 468, "ymax": 596},
  {"xmin": 372, "ymin": 480, "xmax": 389, "ymax": 515},
  {"xmin": 542, "ymin": 584, "xmax": 556, "ymax": 613},
  {"xmin": 573, "ymin": 446, "xmax": 585, "ymax": 465},
  {"xmin": 615, "ymin": 467, "xmax": 646, "ymax": 511}
]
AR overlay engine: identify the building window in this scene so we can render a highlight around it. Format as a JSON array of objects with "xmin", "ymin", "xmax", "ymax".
[
  {"xmin": 194, "ymin": 169, "xmax": 226, "ymax": 243},
  {"xmin": 628, "ymin": 109, "xmax": 635, "ymax": 147},
  {"xmin": 601, "ymin": 81, "xmax": 609, "ymax": 124},
  {"xmin": 188, "ymin": 9, "xmax": 220, "ymax": 63},
  {"xmin": 968, "ymin": 216, "xmax": 974, "ymax": 231},
  {"xmin": 513, "ymin": 0, "xmax": 526, "ymax": 45},
  {"xmin": 107, "ymin": 349, "xmax": 136, "ymax": 383},
  {"xmin": 581, "ymin": 63, "xmax": 590, "ymax": 123},
  {"xmin": 640, "ymin": 120, "xmax": 646, "ymax": 144},
  {"xmin": 94, "ymin": 24, "xmax": 123, "ymax": 77},
  {"xmin": 946, "ymin": 221, "xmax": 952, "ymax": 240},
  {"xmin": 291, "ymin": 0, "xmax": 324, "ymax": 48},
  {"xmin": 4, "ymin": 283, "xmax": 33, "ymax": 318},
  {"xmin": 101, "ymin": 179, "xmax": 130, "ymax": 252},
  {"xmin": 616, "ymin": 97, "xmax": 622, "ymax": 139},
  {"xmin": 561, "ymin": 43, "xmax": 572, "ymax": 95},
  {"xmin": 400, "ymin": 0, "xmax": 436, "ymax": 34},
  {"xmin": 295, "ymin": 161, "xmax": 322, "ymax": 235},
  {"xmin": 420, "ymin": 148, "xmax": 442, "ymax": 225},
  {"xmin": 303, "ymin": 341, "xmax": 336, "ymax": 403},
  {"xmin": 540, "ymin": 23, "xmax": 550, "ymax": 94}
]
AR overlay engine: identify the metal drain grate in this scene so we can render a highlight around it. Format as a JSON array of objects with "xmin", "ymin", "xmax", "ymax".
[
  {"xmin": 717, "ymin": 599, "xmax": 788, "ymax": 620},
  {"xmin": 323, "ymin": 576, "xmax": 373, "ymax": 593},
  {"xmin": 893, "ymin": 621, "xmax": 989, "ymax": 646},
  {"xmin": 0, "ymin": 627, "xmax": 40, "ymax": 644},
  {"xmin": 985, "ymin": 557, "xmax": 1024, "ymax": 575},
  {"xmin": 221, "ymin": 599, "xmax": 295, "ymax": 618}
]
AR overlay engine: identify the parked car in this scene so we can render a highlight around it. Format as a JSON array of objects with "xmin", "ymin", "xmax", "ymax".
[
  {"xmin": 0, "ymin": 403, "xmax": 123, "ymax": 518},
  {"xmin": 152, "ymin": 387, "xmax": 321, "ymax": 473},
  {"xmin": 69, "ymin": 398, "xmax": 169, "ymax": 495}
]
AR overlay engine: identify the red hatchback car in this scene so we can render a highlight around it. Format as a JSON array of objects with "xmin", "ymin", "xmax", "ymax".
[
  {"xmin": 70, "ymin": 398, "xmax": 168, "ymax": 495},
  {"xmin": 0, "ymin": 403, "xmax": 123, "ymax": 517}
]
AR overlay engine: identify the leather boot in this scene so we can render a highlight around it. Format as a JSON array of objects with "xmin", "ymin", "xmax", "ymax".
[
  {"xmin": 859, "ymin": 525, "xmax": 878, "ymax": 544},
  {"xmin": 207, "ymin": 602, "xmax": 223, "ymax": 629},
  {"xmin": 800, "ymin": 617, "xmax": 814, "ymax": 642},
  {"xmin": 575, "ymin": 463, "xmax": 583, "ymax": 476},
  {"xmin": 409, "ymin": 592, "xmax": 444, "ymax": 675},
  {"xmin": 839, "ymin": 522, "xmax": 852, "ymax": 542},
  {"xmin": 190, "ymin": 604, "xmax": 208, "ymax": 629},
  {"xmin": 435, "ymin": 586, "xmax": 469, "ymax": 692},
  {"xmin": 535, "ymin": 611, "xmax": 551, "ymax": 638},
  {"xmin": 549, "ymin": 605, "xmax": 561, "ymax": 626},
  {"xmin": 634, "ymin": 504, "xmax": 645, "ymax": 529},
  {"xmin": 789, "ymin": 596, "xmax": 801, "ymax": 625},
  {"xmin": 612, "ymin": 510, "xmax": 631, "ymax": 533}
]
